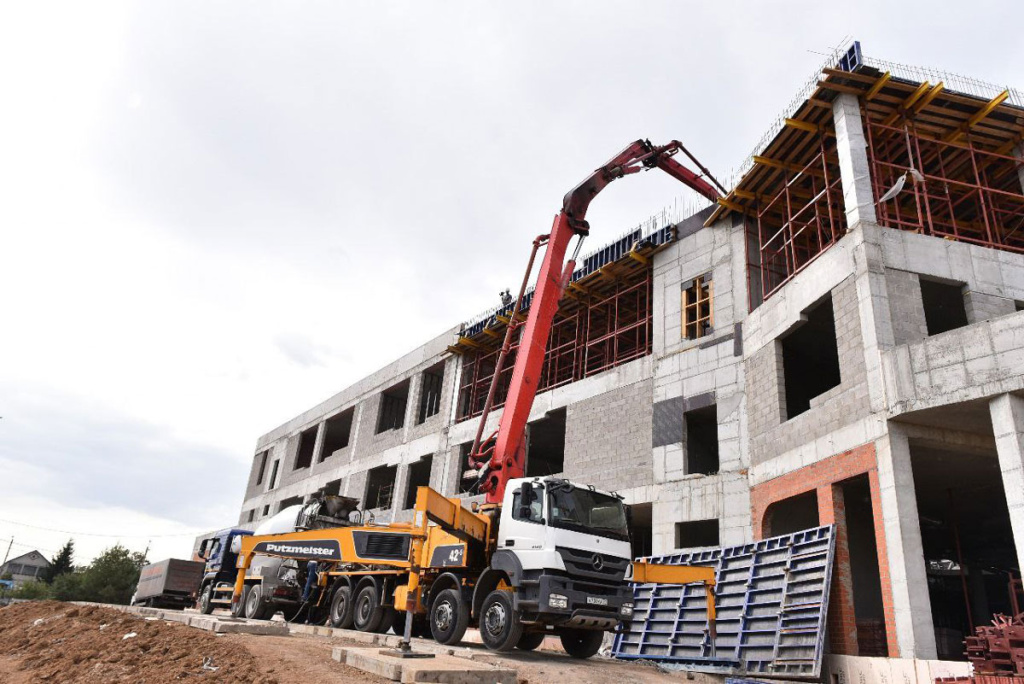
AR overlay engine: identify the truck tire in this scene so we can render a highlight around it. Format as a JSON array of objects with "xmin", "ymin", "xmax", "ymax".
[
  {"xmin": 198, "ymin": 584, "xmax": 215, "ymax": 615},
  {"xmin": 479, "ymin": 590, "xmax": 523, "ymax": 652},
  {"xmin": 330, "ymin": 586, "xmax": 355, "ymax": 629},
  {"xmin": 559, "ymin": 629, "xmax": 604, "ymax": 659},
  {"xmin": 231, "ymin": 586, "xmax": 250, "ymax": 618},
  {"xmin": 353, "ymin": 584, "xmax": 384, "ymax": 632},
  {"xmin": 375, "ymin": 607, "xmax": 397, "ymax": 634},
  {"xmin": 245, "ymin": 584, "xmax": 273, "ymax": 620},
  {"xmin": 429, "ymin": 588, "xmax": 469, "ymax": 645},
  {"xmin": 516, "ymin": 632, "xmax": 546, "ymax": 651}
]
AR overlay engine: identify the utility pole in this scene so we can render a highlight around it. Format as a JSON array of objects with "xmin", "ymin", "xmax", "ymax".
[{"xmin": 2, "ymin": 537, "xmax": 13, "ymax": 566}]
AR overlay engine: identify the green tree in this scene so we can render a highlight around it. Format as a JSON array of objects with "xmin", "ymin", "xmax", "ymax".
[
  {"xmin": 42, "ymin": 540, "xmax": 74, "ymax": 584},
  {"xmin": 50, "ymin": 571, "xmax": 84, "ymax": 601},
  {"xmin": 75, "ymin": 544, "xmax": 144, "ymax": 605}
]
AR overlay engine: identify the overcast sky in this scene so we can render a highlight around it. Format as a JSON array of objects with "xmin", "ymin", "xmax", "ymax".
[{"xmin": 1, "ymin": 1, "xmax": 1020, "ymax": 565}]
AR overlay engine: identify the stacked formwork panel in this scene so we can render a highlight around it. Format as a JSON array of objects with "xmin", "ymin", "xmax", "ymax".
[{"xmin": 614, "ymin": 526, "xmax": 836, "ymax": 679}]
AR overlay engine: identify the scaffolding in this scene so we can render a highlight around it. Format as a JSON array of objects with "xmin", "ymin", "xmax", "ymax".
[
  {"xmin": 456, "ymin": 263, "xmax": 653, "ymax": 421},
  {"xmin": 865, "ymin": 120, "xmax": 1024, "ymax": 252},
  {"xmin": 752, "ymin": 131, "xmax": 847, "ymax": 302},
  {"xmin": 707, "ymin": 41, "xmax": 1024, "ymax": 309}
]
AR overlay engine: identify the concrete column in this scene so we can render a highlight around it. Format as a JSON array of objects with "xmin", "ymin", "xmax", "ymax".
[
  {"xmin": 348, "ymin": 403, "xmax": 365, "ymax": 464},
  {"xmin": 402, "ymin": 375, "xmax": 418, "ymax": 442},
  {"xmin": 311, "ymin": 422, "xmax": 326, "ymax": 465},
  {"xmin": 832, "ymin": 93, "xmax": 877, "ymax": 227},
  {"xmin": 867, "ymin": 469, "xmax": 901, "ymax": 657},
  {"xmin": 990, "ymin": 393, "xmax": 1024, "ymax": 567},
  {"xmin": 874, "ymin": 425, "xmax": 937, "ymax": 658},
  {"xmin": 818, "ymin": 484, "xmax": 859, "ymax": 655}
]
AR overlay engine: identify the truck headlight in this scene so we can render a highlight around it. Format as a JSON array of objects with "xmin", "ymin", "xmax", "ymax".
[
  {"xmin": 620, "ymin": 602, "xmax": 634, "ymax": 617},
  {"xmin": 548, "ymin": 593, "xmax": 568, "ymax": 609}
]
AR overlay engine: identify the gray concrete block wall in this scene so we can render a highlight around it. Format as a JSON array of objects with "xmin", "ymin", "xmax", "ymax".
[
  {"xmin": 965, "ymin": 290, "xmax": 1018, "ymax": 324},
  {"xmin": 745, "ymin": 342, "xmax": 786, "ymax": 454},
  {"xmin": 886, "ymin": 270, "xmax": 928, "ymax": 345},
  {"xmin": 872, "ymin": 224, "xmax": 1024, "ymax": 305},
  {"xmin": 355, "ymin": 391, "xmax": 405, "ymax": 455},
  {"xmin": 882, "ymin": 310, "xmax": 1024, "ymax": 415},
  {"xmin": 747, "ymin": 275, "xmax": 872, "ymax": 467},
  {"xmin": 404, "ymin": 358, "xmax": 456, "ymax": 443},
  {"xmin": 653, "ymin": 214, "xmax": 743, "ymax": 360},
  {"xmin": 345, "ymin": 468, "xmax": 368, "ymax": 506},
  {"xmin": 651, "ymin": 472, "xmax": 751, "ymax": 553},
  {"xmin": 562, "ymin": 379, "xmax": 653, "ymax": 493},
  {"xmin": 242, "ymin": 448, "xmax": 267, "ymax": 495}
]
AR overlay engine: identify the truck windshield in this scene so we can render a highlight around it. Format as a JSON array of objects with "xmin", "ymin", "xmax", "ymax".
[{"xmin": 547, "ymin": 486, "xmax": 629, "ymax": 541}]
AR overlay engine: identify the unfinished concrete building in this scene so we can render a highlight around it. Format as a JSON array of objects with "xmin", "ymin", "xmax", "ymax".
[{"xmin": 236, "ymin": 43, "xmax": 1024, "ymax": 664}]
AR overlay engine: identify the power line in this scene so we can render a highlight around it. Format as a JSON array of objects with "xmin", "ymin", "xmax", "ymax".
[
  {"xmin": 0, "ymin": 537, "xmax": 59, "ymax": 557},
  {"xmin": 0, "ymin": 517, "xmax": 201, "ymax": 539}
]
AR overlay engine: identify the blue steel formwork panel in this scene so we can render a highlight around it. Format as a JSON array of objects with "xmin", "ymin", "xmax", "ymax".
[{"xmin": 612, "ymin": 525, "xmax": 836, "ymax": 680}]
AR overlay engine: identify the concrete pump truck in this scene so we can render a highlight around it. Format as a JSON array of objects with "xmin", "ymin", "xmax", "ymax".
[{"xmin": 228, "ymin": 139, "xmax": 727, "ymax": 658}]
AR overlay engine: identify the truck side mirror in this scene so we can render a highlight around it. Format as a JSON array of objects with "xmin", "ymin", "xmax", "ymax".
[{"xmin": 517, "ymin": 482, "xmax": 533, "ymax": 520}]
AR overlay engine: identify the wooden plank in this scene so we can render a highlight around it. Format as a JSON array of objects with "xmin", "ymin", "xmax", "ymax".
[
  {"xmin": 821, "ymin": 67, "xmax": 877, "ymax": 84},
  {"xmin": 816, "ymin": 80, "xmax": 863, "ymax": 96},
  {"xmin": 865, "ymin": 72, "xmax": 892, "ymax": 101}
]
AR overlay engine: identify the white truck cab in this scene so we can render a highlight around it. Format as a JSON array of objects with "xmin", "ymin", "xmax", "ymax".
[{"xmin": 486, "ymin": 476, "xmax": 635, "ymax": 633}]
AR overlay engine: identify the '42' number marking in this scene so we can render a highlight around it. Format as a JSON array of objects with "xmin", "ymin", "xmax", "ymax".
[{"xmin": 448, "ymin": 548, "xmax": 463, "ymax": 563}]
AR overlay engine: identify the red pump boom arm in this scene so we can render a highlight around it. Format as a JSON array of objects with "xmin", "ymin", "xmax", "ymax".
[{"xmin": 470, "ymin": 140, "xmax": 724, "ymax": 503}]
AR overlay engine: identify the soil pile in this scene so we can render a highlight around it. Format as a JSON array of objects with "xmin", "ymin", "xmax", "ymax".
[{"xmin": 0, "ymin": 601, "xmax": 276, "ymax": 683}]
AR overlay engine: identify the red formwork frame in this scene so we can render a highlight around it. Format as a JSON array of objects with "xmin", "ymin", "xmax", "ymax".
[
  {"xmin": 753, "ymin": 134, "xmax": 848, "ymax": 305},
  {"xmin": 456, "ymin": 266, "xmax": 652, "ymax": 422},
  {"xmin": 745, "ymin": 108, "xmax": 1024, "ymax": 310},
  {"xmin": 864, "ymin": 118, "xmax": 1024, "ymax": 252}
]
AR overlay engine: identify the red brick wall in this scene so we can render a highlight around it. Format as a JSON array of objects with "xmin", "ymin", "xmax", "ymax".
[{"xmin": 749, "ymin": 443, "xmax": 899, "ymax": 657}]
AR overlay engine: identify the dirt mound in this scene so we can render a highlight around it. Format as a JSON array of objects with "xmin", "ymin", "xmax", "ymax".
[{"xmin": 0, "ymin": 601, "xmax": 277, "ymax": 683}]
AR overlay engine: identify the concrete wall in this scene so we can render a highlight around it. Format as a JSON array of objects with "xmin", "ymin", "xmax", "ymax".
[
  {"xmin": 563, "ymin": 379, "xmax": 653, "ymax": 492},
  {"xmin": 746, "ymin": 271, "xmax": 872, "ymax": 468}
]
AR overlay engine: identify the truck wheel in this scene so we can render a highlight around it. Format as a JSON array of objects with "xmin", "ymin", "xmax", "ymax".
[
  {"xmin": 245, "ymin": 584, "xmax": 272, "ymax": 620},
  {"xmin": 374, "ymin": 607, "xmax": 397, "ymax": 634},
  {"xmin": 353, "ymin": 584, "xmax": 384, "ymax": 632},
  {"xmin": 429, "ymin": 588, "xmax": 469, "ymax": 645},
  {"xmin": 330, "ymin": 586, "xmax": 355, "ymax": 629},
  {"xmin": 517, "ymin": 632, "xmax": 546, "ymax": 651},
  {"xmin": 479, "ymin": 590, "xmax": 523, "ymax": 652},
  {"xmin": 231, "ymin": 586, "xmax": 250, "ymax": 618},
  {"xmin": 559, "ymin": 629, "xmax": 604, "ymax": 659},
  {"xmin": 198, "ymin": 584, "xmax": 215, "ymax": 615}
]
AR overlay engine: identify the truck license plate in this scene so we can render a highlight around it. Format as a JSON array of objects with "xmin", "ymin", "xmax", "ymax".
[{"xmin": 586, "ymin": 596, "xmax": 608, "ymax": 606}]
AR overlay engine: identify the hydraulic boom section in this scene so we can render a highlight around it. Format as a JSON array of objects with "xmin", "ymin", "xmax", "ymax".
[{"xmin": 470, "ymin": 140, "xmax": 724, "ymax": 504}]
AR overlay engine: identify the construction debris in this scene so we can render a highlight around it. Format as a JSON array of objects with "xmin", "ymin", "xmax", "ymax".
[{"xmin": 966, "ymin": 613, "xmax": 1024, "ymax": 676}]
